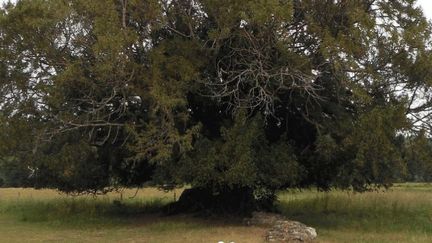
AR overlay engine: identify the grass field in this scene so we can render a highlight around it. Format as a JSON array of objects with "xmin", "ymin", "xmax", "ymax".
[
  {"xmin": 0, "ymin": 184, "xmax": 431, "ymax": 242},
  {"xmin": 278, "ymin": 183, "xmax": 432, "ymax": 242}
]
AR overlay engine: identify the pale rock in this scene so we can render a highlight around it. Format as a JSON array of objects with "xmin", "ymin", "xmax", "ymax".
[{"xmin": 244, "ymin": 212, "xmax": 317, "ymax": 242}]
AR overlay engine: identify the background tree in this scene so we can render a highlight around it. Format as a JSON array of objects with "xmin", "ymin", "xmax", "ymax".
[
  {"xmin": 1, "ymin": 0, "xmax": 432, "ymax": 213},
  {"xmin": 402, "ymin": 132, "xmax": 432, "ymax": 182}
]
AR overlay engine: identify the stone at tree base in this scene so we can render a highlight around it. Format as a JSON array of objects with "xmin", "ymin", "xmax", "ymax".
[
  {"xmin": 244, "ymin": 212, "xmax": 317, "ymax": 242},
  {"xmin": 266, "ymin": 220, "xmax": 317, "ymax": 242}
]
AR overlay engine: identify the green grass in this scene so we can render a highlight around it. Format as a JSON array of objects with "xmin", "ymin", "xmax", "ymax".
[
  {"xmin": 277, "ymin": 183, "xmax": 432, "ymax": 242},
  {"xmin": 0, "ymin": 184, "xmax": 432, "ymax": 242},
  {"xmin": 0, "ymin": 188, "xmax": 265, "ymax": 242},
  {"xmin": 0, "ymin": 188, "xmax": 173, "ymax": 228}
]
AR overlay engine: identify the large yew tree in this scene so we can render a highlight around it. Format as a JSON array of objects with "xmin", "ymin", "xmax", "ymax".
[{"xmin": 1, "ymin": 0, "xmax": 432, "ymax": 212}]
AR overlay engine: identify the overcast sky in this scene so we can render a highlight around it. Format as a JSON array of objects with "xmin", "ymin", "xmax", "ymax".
[
  {"xmin": 0, "ymin": 0, "xmax": 431, "ymax": 19},
  {"xmin": 417, "ymin": 0, "xmax": 432, "ymax": 19}
]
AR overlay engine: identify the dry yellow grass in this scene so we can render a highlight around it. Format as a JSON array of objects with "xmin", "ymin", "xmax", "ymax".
[{"xmin": 0, "ymin": 187, "xmax": 184, "ymax": 201}]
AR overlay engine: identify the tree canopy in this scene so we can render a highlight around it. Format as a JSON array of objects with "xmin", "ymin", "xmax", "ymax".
[{"xmin": 1, "ymin": 0, "xmax": 432, "ymax": 211}]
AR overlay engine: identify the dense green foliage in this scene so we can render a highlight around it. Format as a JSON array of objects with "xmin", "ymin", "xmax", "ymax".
[{"xmin": 1, "ymin": 0, "xmax": 432, "ymax": 210}]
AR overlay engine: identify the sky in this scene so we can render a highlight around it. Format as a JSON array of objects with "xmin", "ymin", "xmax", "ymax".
[{"xmin": 417, "ymin": 0, "xmax": 432, "ymax": 19}]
